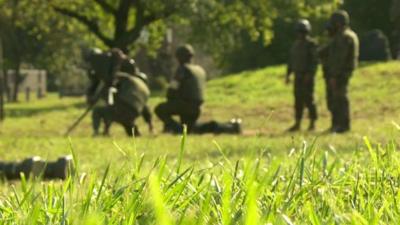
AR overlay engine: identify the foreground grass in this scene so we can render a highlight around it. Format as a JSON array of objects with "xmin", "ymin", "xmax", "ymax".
[
  {"xmin": 0, "ymin": 62, "xmax": 399, "ymax": 224},
  {"xmin": 1, "ymin": 133, "xmax": 400, "ymax": 224}
]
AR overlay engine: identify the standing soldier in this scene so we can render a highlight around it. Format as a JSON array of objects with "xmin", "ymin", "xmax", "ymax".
[
  {"xmin": 319, "ymin": 23, "xmax": 335, "ymax": 130},
  {"xmin": 324, "ymin": 10, "xmax": 359, "ymax": 133},
  {"xmin": 286, "ymin": 19, "xmax": 318, "ymax": 132}
]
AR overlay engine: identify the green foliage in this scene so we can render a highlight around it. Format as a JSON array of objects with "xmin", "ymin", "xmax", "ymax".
[
  {"xmin": 188, "ymin": 0, "xmax": 340, "ymax": 72},
  {"xmin": 48, "ymin": 0, "xmax": 196, "ymax": 52},
  {"xmin": 342, "ymin": 0, "xmax": 397, "ymax": 55},
  {"xmin": 0, "ymin": 0, "xmax": 91, "ymax": 91}
]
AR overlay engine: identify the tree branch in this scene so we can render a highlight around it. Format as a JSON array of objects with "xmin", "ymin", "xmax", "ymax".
[
  {"xmin": 53, "ymin": 6, "xmax": 113, "ymax": 47},
  {"xmin": 118, "ymin": 2, "xmax": 177, "ymax": 46},
  {"xmin": 114, "ymin": 0, "xmax": 131, "ymax": 38},
  {"xmin": 93, "ymin": 0, "xmax": 116, "ymax": 15}
]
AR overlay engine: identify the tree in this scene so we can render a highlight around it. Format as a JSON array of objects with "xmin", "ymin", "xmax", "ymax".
[
  {"xmin": 0, "ymin": 0, "xmax": 43, "ymax": 102},
  {"xmin": 343, "ymin": 0, "xmax": 397, "ymax": 57},
  {"xmin": 391, "ymin": 0, "xmax": 400, "ymax": 57},
  {"xmin": 0, "ymin": 0, "xmax": 89, "ymax": 101},
  {"xmin": 187, "ymin": 0, "xmax": 340, "ymax": 72},
  {"xmin": 50, "ymin": 0, "xmax": 195, "ymax": 52}
]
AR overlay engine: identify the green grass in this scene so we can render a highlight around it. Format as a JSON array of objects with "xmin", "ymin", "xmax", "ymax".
[{"xmin": 0, "ymin": 62, "xmax": 399, "ymax": 224}]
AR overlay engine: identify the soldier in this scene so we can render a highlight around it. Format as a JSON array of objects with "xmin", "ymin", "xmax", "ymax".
[
  {"xmin": 155, "ymin": 44, "xmax": 205, "ymax": 133},
  {"xmin": 155, "ymin": 44, "xmax": 241, "ymax": 134},
  {"xmin": 319, "ymin": 22, "xmax": 335, "ymax": 129},
  {"xmin": 324, "ymin": 10, "xmax": 359, "ymax": 133},
  {"xmin": 285, "ymin": 19, "xmax": 318, "ymax": 132},
  {"xmin": 86, "ymin": 49, "xmax": 153, "ymax": 136},
  {"xmin": 0, "ymin": 156, "xmax": 73, "ymax": 180}
]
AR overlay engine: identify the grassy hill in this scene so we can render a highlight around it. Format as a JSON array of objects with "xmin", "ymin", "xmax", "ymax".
[{"xmin": 0, "ymin": 62, "xmax": 399, "ymax": 224}]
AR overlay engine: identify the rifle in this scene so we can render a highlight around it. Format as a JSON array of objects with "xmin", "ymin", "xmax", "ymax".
[{"xmin": 64, "ymin": 82, "xmax": 105, "ymax": 137}]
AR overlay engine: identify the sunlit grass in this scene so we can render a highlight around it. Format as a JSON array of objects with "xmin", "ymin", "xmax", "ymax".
[{"xmin": 0, "ymin": 62, "xmax": 399, "ymax": 224}]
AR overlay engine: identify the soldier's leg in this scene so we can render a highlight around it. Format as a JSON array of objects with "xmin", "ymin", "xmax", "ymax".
[
  {"xmin": 336, "ymin": 78, "xmax": 350, "ymax": 131},
  {"xmin": 289, "ymin": 78, "xmax": 305, "ymax": 131},
  {"xmin": 325, "ymin": 78, "xmax": 336, "ymax": 130},
  {"xmin": 155, "ymin": 101, "xmax": 182, "ymax": 133},
  {"xmin": 119, "ymin": 114, "xmax": 140, "ymax": 137},
  {"xmin": 121, "ymin": 122, "xmax": 140, "ymax": 137},
  {"xmin": 102, "ymin": 106, "xmax": 114, "ymax": 136},
  {"xmin": 142, "ymin": 105, "xmax": 153, "ymax": 132},
  {"xmin": 180, "ymin": 108, "xmax": 201, "ymax": 133},
  {"xmin": 44, "ymin": 155, "xmax": 74, "ymax": 180},
  {"xmin": 91, "ymin": 107, "xmax": 103, "ymax": 136},
  {"xmin": 325, "ymin": 78, "xmax": 334, "ymax": 113},
  {"xmin": 305, "ymin": 78, "xmax": 317, "ymax": 130}
]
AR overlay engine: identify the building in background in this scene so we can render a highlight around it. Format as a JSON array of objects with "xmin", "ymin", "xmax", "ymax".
[{"xmin": 6, "ymin": 69, "xmax": 47, "ymax": 101}]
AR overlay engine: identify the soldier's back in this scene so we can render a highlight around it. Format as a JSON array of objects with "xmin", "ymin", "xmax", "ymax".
[
  {"xmin": 116, "ymin": 72, "xmax": 150, "ymax": 112},
  {"xmin": 179, "ymin": 64, "xmax": 207, "ymax": 103},
  {"xmin": 328, "ymin": 28, "xmax": 359, "ymax": 75}
]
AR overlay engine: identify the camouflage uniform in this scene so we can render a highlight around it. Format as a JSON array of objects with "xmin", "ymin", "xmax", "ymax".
[
  {"xmin": 156, "ymin": 44, "xmax": 242, "ymax": 135},
  {"xmin": 286, "ymin": 20, "xmax": 318, "ymax": 131},
  {"xmin": 155, "ymin": 62, "xmax": 206, "ymax": 133},
  {"xmin": 325, "ymin": 11, "xmax": 359, "ymax": 132},
  {"xmin": 87, "ymin": 50, "xmax": 152, "ymax": 136}
]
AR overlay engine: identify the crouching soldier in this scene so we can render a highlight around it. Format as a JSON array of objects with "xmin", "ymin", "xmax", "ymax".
[
  {"xmin": 286, "ymin": 19, "xmax": 318, "ymax": 132},
  {"xmin": 0, "ymin": 156, "xmax": 73, "ymax": 180},
  {"xmin": 155, "ymin": 44, "xmax": 241, "ymax": 134},
  {"xmin": 86, "ymin": 49, "xmax": 153, "ymax": 136}
]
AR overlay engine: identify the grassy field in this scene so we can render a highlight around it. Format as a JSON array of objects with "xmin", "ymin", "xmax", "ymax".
[{"xmin": 0, "ymin": 62, "xmax": 399, "ymax": 224}]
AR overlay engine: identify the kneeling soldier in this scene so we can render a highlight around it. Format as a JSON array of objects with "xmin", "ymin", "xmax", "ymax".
[{"xmin": 155, "ymin": 44, "xmax": 241, "ymax": 134}]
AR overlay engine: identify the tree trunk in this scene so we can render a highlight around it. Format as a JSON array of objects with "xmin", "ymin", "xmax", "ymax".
[
  {"xmin": 11, "ymin": 59, "xmax": 21, "ymax": 102},
  {"xmin": 0, "ymin": 37, "xmax": 4, "ymax": 121}
]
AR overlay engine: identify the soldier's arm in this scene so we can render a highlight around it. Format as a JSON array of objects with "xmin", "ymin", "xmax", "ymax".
[
  {"xmin": 86, "ymin": 73, "xmax": 100, "ymax": 104},
  {"xmin": 286, "ymin": 44, "xmax": 295, "ymax": 78},
  {"xmin": 308, "ymin": 41, "xmax": 319, "ymax": 76}
]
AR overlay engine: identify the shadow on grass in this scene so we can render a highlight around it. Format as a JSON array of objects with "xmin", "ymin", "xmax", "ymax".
[{"xmin": 5, "ymin": 102, "xmax": 86, "ymax": 118}]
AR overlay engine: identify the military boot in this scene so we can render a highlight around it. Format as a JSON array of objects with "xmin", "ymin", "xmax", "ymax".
[
  {"xmin": 230, "ymin": 118, "xmax": 243, "ymax": 134},
  {"xmin": 287, "ymin": 121, "xmax": 301, "ymax": 132},
  {"xmin": 308, "ymin": 120, "xmax": 316, "ymax": 131},
  {"xmin": 44, "ymin": 155, "xmax": 74, "ymax": 180},
  {"xmin": 0, "ymin": 157, "xmax": 46, "ymax": 180}
]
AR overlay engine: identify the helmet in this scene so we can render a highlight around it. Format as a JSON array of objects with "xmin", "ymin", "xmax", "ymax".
[
  {"xmin": 295, "ymin": 19, "xmax": 312, "ymax": 33},
  {"xmin": 82, "ymin": 47, "xmax": 102, "ymax": 61},
  {"xmin": 330, "ymin": 10, "xmax": 350, "ymax": 26},
  {"xmin": 175, "ymin": 44, "xmax": 195, "ymax": 60},
  {"xmin": 110, "ymin": 48, "xmax": 127, "ymax": 61},
  {"xmin": 121, "ymin": 58, "xmax": 138, "ymax": 75}
]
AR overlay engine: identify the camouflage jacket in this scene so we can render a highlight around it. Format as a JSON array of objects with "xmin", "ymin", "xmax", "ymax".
[
  {"xmin": 167, "ymin": 63, "xmax": 206, "ymax": 104},
  {"xmin": 326, "ymin": 28, "xmax": 359, "ymax": 79},
  {"xmin": 287, "ymin": 36, "xmax": 318, "ymax": 76},
  {"xmin": 115, "ymin": 72, "xmax": 150, "ymax": 113}
]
